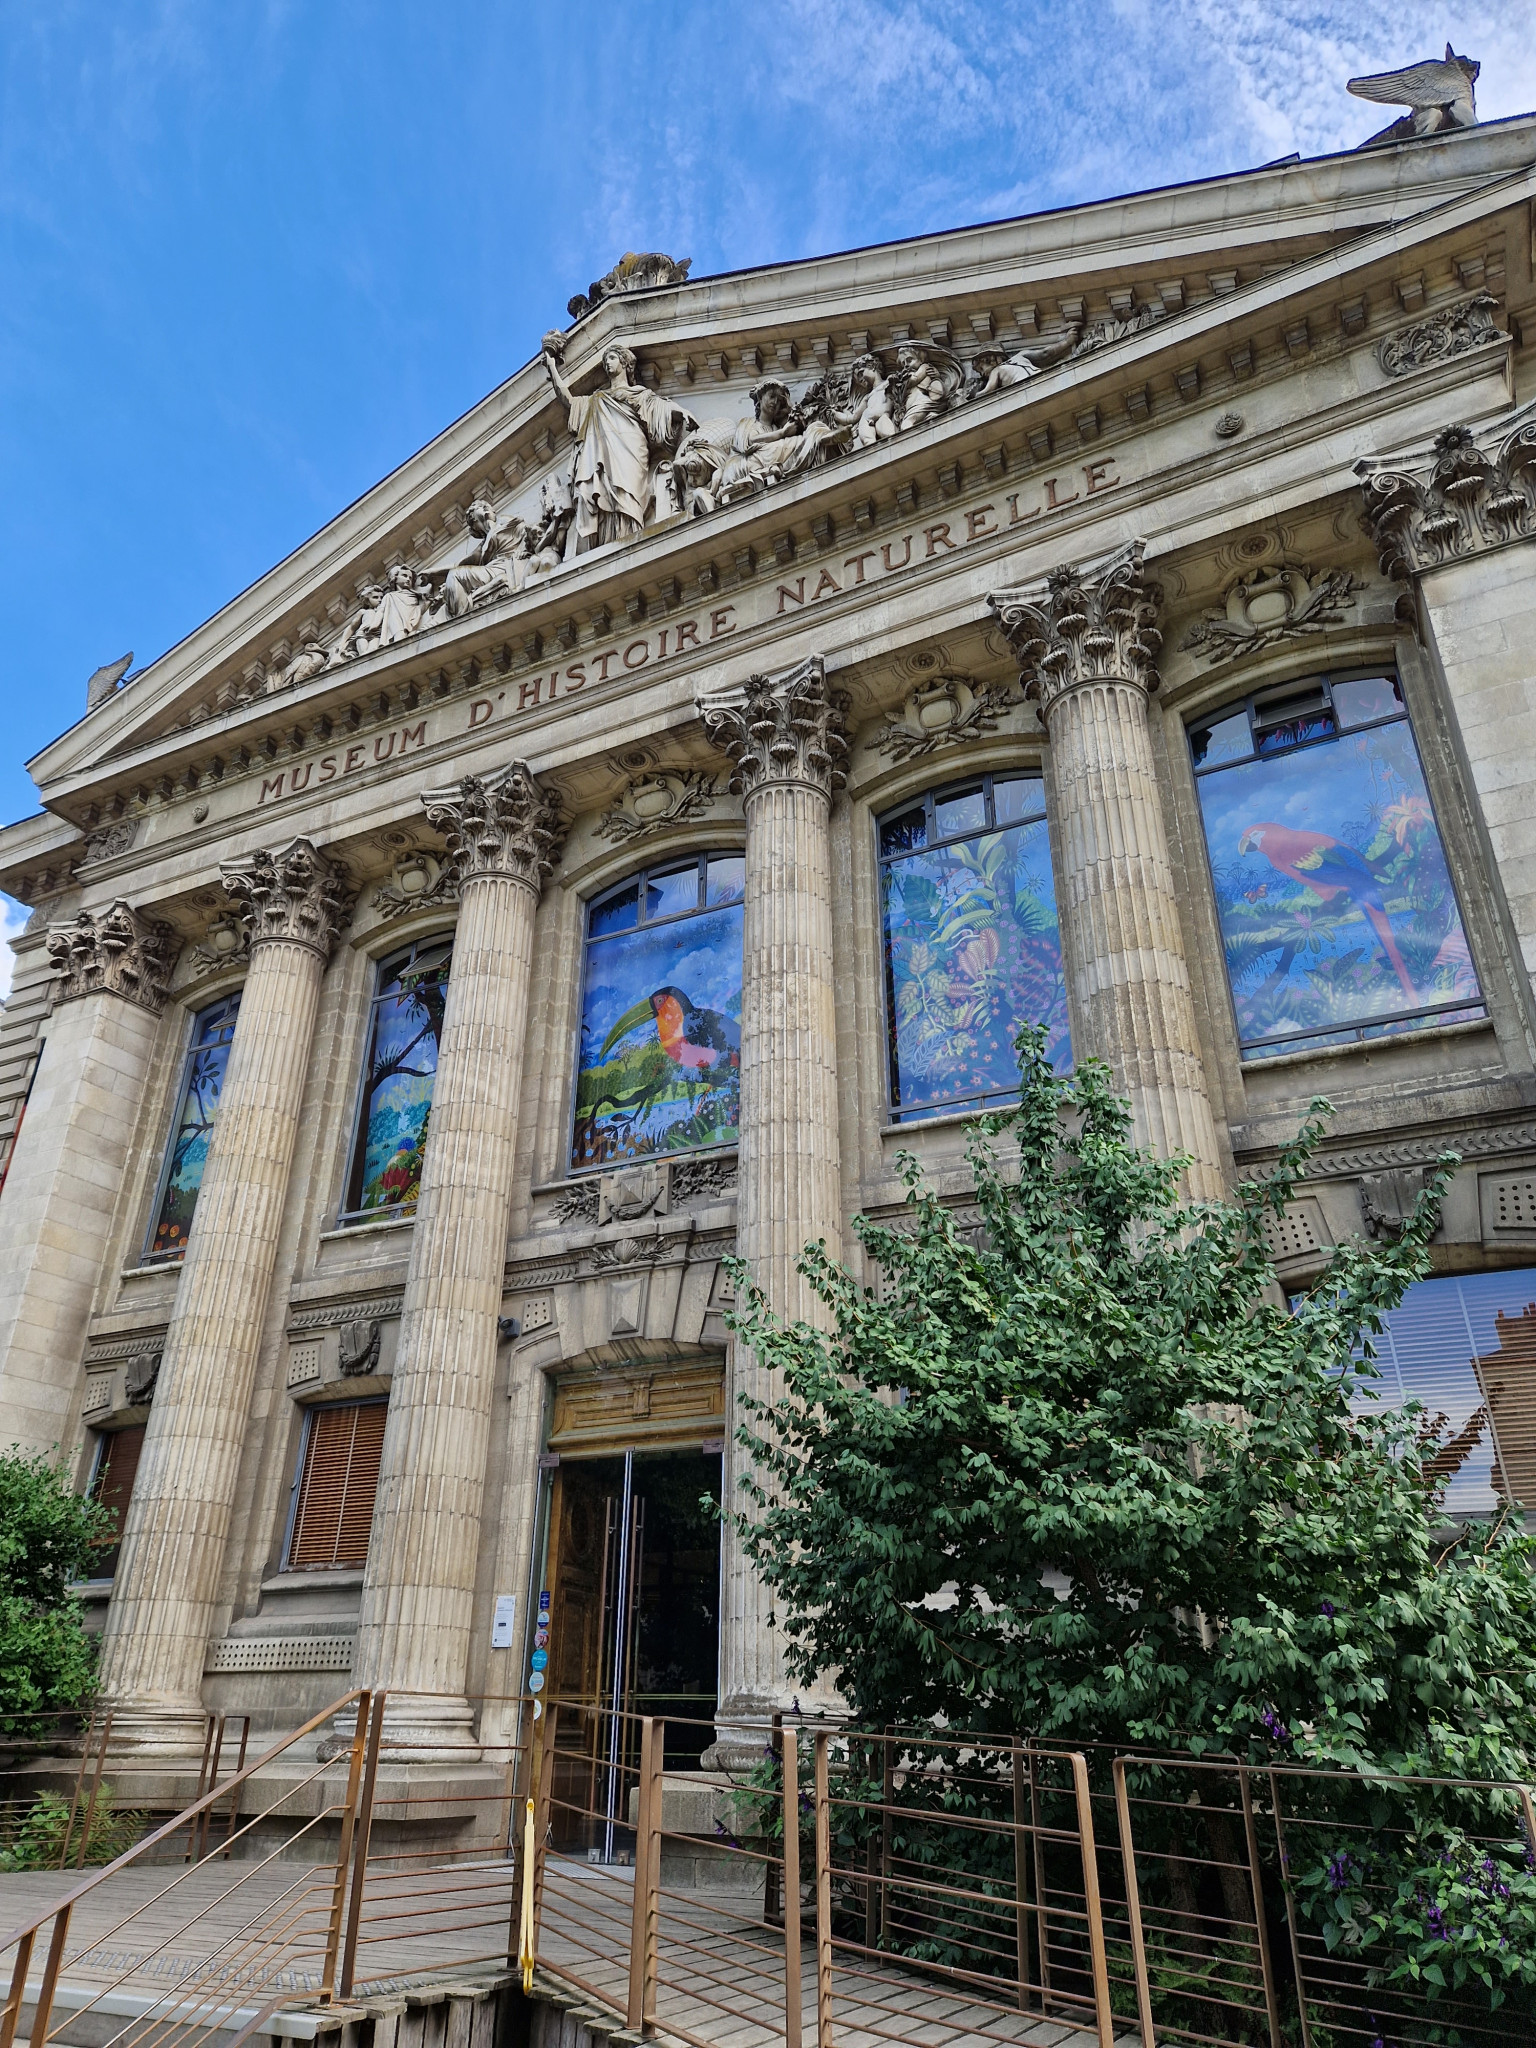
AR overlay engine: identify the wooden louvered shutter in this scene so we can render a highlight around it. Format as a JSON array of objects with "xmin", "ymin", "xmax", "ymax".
[
  {"xmin": 91, "ymin": 1425, "xmax": 146, "ymax": 1577},
  {"xmin": 288, "ymin": 1401, "xmax": 387, "ymax": 1570}
]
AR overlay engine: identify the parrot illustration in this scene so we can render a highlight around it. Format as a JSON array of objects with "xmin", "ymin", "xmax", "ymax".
[
  {"xmin": 600, "ymin": 986, "xmax": 741, "ymax": 1072},
  {"xmin": 1237, "ymin": 823, "xmax": 1417, "ymax": 1000}
]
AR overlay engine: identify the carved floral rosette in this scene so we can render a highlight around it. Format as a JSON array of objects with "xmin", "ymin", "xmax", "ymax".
[
  {"xmin": 698, "ymin": 656, "xmax": 849, "ymax": 799},
  {"xmin": 421, "ymin": 762, "xmax": 566, "ymax": 891},
  {"xmin": 989, "ymin": 539, "xmax": 1163, "ymax": 715},
  {"xmin": 46, "ymin": 900, "xmax": 179, "ymax": 1013},
  {"xmin": 1356, "ymin": 406, "xmax": 1536, "ymax": 577},
  {"xmin": 220, "ymin": 838, "xmax": 352, "ymax": 960}
]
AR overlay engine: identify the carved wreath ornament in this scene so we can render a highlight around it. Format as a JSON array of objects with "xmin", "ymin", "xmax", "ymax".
[{"xmin": 1179, "ymin": 564, "xmax": 1361, "ymax": 667}]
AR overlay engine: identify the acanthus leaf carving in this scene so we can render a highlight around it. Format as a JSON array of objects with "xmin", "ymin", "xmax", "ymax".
[
  {"xmin": 1356, "ymin": 404, "xmax": 1536, "ymax": 576},
  {"xmin": 46, "ymin": 900, "xmax": 179, "ymax": 1013},
  {"xmin": 1377, "ymin": 292, "xmax": 1505, "ymax": 377},
  {"xmin": 1178, "ymin": 564, "xmax": 1362, "ymax": 668},
  {"xmin": 421, "ymin": 761, "xmax": 566, "ymax": 890},
  {"xmin": 870, "ymin": 672, "xmax": 1019, "ymax": 762},
  {"xmin": 989, "ymin": 539, "xmax": 1163, "ymax": 715},
  {"xmin": 220, "ymin": 838, "xmax": 351, "ymax": 960},
  {"xmin": 372, "ymin": 850, "xmax": 460, "ymax": 921},
  {"xmin": 698, "ymin": 655, "xmax": 849, "ymax": 798},
  {"xmin": 596, "ymin": 768, "xmax": 720, "ymax": 843}
]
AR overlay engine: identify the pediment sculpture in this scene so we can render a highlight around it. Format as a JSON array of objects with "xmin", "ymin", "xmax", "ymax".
[
  {"xmin": 567, "ymin": 250, "xmax": 692, "ymax": 322},
  {"xmin": 1347, "ymin": 47, "xmax": 1479, "ymax": 147}
]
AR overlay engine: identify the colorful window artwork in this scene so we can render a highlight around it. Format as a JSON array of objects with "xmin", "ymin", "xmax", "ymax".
[
  {"xmin": 573, "ymin": 854, "xmax": 743, "ymax": 1168},
  {"xmin": 879, "ymin": 772, "xmax": 1070, "ymax": 1123},
  {"xmin": 343, "ymin": 937, "xmax": 452, "ymax": 1220},
  {"xmin": 1190, "ymin": 673, "xmax": 1483, "ymax": 1060},
  {"xmin": 145, "ymin": 993, "xmax": 241, "ymax": 1260},
  {"xmin": 1348, "ymin": 1268, "xmax": 1536, "ymax": 1519}
]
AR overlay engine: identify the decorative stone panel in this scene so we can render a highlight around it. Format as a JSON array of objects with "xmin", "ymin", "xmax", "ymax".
[
  {"xmin": 1479, "ymin": 1168, "xmax": 1536, "ymax": 1248},
  {"xmin": 206, "ymin": 1635, "xmax": 355, "ymax": 1674}
]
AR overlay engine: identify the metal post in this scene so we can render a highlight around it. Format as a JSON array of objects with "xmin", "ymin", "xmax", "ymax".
[
  {"xmin": 194, "ymin": 1716, "xmax": 227, "ymax": 1864},
  {"xmin": 532, "ymin": 1699, "xmax": 558, "ymax": 1949},
  {"xmin": 1011, "ymin": 1739, "xmax": 1032, "ymax": 2010},
  {"xmin": 1237, "ymin": 1768, "xmax": 1284, "ymax": 2048},
  {"xmin": 0, "ymin": 1932, "xmax": 36, "ymax": 2048},
  {"xmin": 1028, "ymin": 1743, "xmax": 1052, "ymax": 2006},
  {"xmin": 318, "ymin": 1690, "xmax": 372, "ymax": 2002},
  {"xmin": 813, "ymin": 1732, "xmax": 834, "ymax": 2048},
  {"xmin": 1068, "ymin": 1754, "xmax": 1114, "ymax": 2048},
  {"xmin": 73, "ymin": 1715, "xmax": 113, "ymax": 1872},
  {"xmin": 1112, "ymin": 1760, "xmax": 1156, "ymax": 2048},
  {"xmin": 1268, "ymin": 1770, "xmax": 1314, "ymax": 2048},
  {"xmin": 183, "ymin": 1717, "xmax": 216, "ymax": 1861},
  {"xmin": 626, "ymin": 1717, "xmax": 663, "ymax": 2033},
  {"xmin": 27, "ymin": 1907, "xmax": 70, "ymax": 2048},
  {"xmin": 56, "ymin": 1726, "xmax": 91, "ymax": 1871},
  {"xmin": 222, "ymin": 1717, "xmax": 250, "ymax": 1856},
  {"xmin": 339, "ymin": 1692, "xmax": 387, "ymax": 2000},
  {"xmin": 782, "ymin": 1726, "xmax": 802, "ymax": 2048}
]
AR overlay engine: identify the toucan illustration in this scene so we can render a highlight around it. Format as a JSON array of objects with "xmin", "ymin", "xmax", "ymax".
[
  {"xmin": 600, "ymin": 985, "xmax": 741, "ymax": 1072},
  {"xmin": 1237, "ymin": 823, "xmax": 1416, "ymax": 1000}
]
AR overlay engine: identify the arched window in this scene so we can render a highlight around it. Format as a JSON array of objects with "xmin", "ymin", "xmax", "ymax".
[
  {"xmin": 342, "ymin": 936, "xmax": 452, "ymax": 1220},
  {"xmin": 573, "ymin": 853, "xmax": 744, "ymax": 1168},
  {"xmin": 878, "ymin": 771, "xmax": 1069, "ymax": 1122},
  {"xmin": 1189, "ymin": 671, "xmax": 1483, "ymax": 1059},
  {"xmin": 144, "ymin": 992, "xmax": 241, "ymax": 1261}
]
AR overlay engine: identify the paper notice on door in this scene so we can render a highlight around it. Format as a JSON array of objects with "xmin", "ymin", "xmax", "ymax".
[{"xmin": 491, "ymin": 1594, "xmax": 517, "ymax": 1648}]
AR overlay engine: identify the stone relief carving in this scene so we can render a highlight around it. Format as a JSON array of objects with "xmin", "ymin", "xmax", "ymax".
[
  {"xmin": 541, "ymin": 331, "xmax": 698, "ymax": 553},
  {"xmin": 76, "ymin": 819, "xmax": 138, "ymax": 868},
  {"xmin": 86, "ymin": 652, "xmax": 134, "ymax": 710},
  {"xmin": 1178, "ymin": 564, "xmax": 1361, "ymax": 667},
  {"xmin": 1358, "ymin": 1166, "xmax": 1438, "ymax": 1239},
  {"xmin": 222, "ymin": 839, "xmax": 351, "ymax": 959},
  {"xmin": 188, "ymin": 916, "xmax": 251, "ymax": 976},
  {"xmin": 989, "ymin": 539, "xmax": 1163, "ymax": 713},
  {"xmin": 371, "ymin": 849, "xmax": 459, "ymax": 920},
  {"xmin": 1356, "ymin": 406, "xmax": 1536, "ymax": 576},
  {"xmin": 124, "ymin": 1346, "xmax": 163, "ymax": 1406},
  {"xmin": 699, "ymin": 655, "xmax": 850, "ymax": 798},
  {"xmin": 672, "ymin": 379, "xmax": 847, "ymax": 514},
  {"xmin": 554, "ymin": 1180, "xmax": 600, "ymax": 1226},
  {"xmin": 1347, "ymin": 46, "xmax": 1479, "ymax": 146},
  {"xmin": 567, "ymin": 250, "xmax": 692, "ymax": 322},
  {"xmin": 596, "ymin": 768, "xmax": 720, "ymax": 843},
  {"xmin": 47, "ymin": 900, "xmax": 179, "ymax": 1012},
  {"xmin": 1377, "ymin": 293, "xmax": 1505, "ymax": 377},
  {"xmin": 870, "ymin": 671, "xmax": 1018, "ymax": 762},
  {"xmin": 589, "ymin": 1234, "xmax": 663, "ymax": 1272},
  {"xmin": 599, "ymin": 1162, "xmax": 669, "ymax": 1225},
  {"xmin": 337, "ymin": 1317, "xmax": 383, "ymax": 1375},
  {"xmin": 671, "ymin": 1154, "xmax": 737, "ymax": 1204},
  {"xmin": 422, "ymin": 762, "xmax": 566, "ymax": 890}
]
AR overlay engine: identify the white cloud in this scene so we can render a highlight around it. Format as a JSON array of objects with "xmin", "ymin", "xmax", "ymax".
[{"xmin": 0, "ymin": 896, "xmax": 30, "ymax": 1005}]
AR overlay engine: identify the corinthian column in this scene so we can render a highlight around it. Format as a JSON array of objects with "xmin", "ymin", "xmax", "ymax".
[
  {"xmin": 98, "ymin": 842, "xmax": 349, "ymax": 1754},
  {"xmin": 990, "ymin": 542, "xmax": 1225, "ymax": 1199},
  {"xmin": 0, "ymin": 904, "xmax": 177, "ymax": 1455},
  {"xmin": 352, "ymin": 764, "xmax": 563, "ymax": 1753},
  {"xmin": 699, "ymin": 656, "xmax": 847, "ymax": 1729}
]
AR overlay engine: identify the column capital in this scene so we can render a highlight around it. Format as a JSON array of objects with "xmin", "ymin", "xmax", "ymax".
[
  {"xmin": 45, "ymin": 900, "xmax": 178, "ymax": 1013},
  {"xmin": 220, "ymin": 838, "xmax": 351, "ymax": 959},
  {"xmin": 420, "ymin": 761, "xmax": 565, "ymax": 890},
  {"xmin": 1355, "ymin": 402, "xmax": 1536, "ymax": 579},
  {"xmin": 697, "ymin": 655, "xmax": 849, "ymax": 799},
  {"xmin": 988, "ymin": 539, "xmax": 1162, "ymax": 718}
]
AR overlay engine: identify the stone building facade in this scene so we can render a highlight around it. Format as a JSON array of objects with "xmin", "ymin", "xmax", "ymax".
[{"xmin": 3, "ymin": 98, "xmax": 1536, "ymax": 1773}]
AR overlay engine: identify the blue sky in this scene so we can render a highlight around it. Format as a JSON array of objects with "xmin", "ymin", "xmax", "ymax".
[{"xmin": 2, "ymin": 2, "xmax": 1532, "ymax": 990}]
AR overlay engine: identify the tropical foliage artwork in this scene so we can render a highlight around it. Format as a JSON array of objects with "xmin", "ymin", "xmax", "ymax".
[
  {"xmin": 573, "ymin": 856, "xmax": 743, "ymax": 1167},
  {"xmin": 1193, "ymin": 676, "xmax": 1482, "ymax": 1057},
  {"xmin": 346, "ymin": 938, "xmax": 451, "ymax": 1215},
  {"xmin": 881, "ymin": 775, "xmax": 1069, "ymax": 1119},
  {"xmin": 148, "ymin": 993, "xmax": 240, "ymax": 1256}
]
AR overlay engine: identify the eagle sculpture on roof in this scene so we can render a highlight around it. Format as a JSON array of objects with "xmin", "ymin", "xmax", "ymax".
[{"xmin": 1348, "ymin": 46, "xmax": 1480, "ymax": 144}]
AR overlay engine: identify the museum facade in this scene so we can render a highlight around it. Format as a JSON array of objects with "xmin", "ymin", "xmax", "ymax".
[{"xmin": 2, "ymin": 103, "xmax": 1536, "ymax": 1767}]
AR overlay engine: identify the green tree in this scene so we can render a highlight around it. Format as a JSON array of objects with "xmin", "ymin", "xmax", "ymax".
[{"xmin": 0, "ymin": 1448, "xmax": 111, "ymax": 1719}]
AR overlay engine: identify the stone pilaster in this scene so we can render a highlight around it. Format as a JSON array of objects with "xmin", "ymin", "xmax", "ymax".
[
  {"xmin": 699, "ymin": 657, "xmax": 847, "ymax": 1729},
  {"xmin": 0, "ymin": 904, "xmax": 176, "ymax": 1455},
  {"xmin": 990, "ymin": 542, "xmax": 1225, "ymax": 1201},
  {"xmin": 352, "ymin": 764, "xmax": 563, "ymax": 1753},
  {"xmin": 96, "ymin": 842, "xmax": 349, "ymax": 1755}
]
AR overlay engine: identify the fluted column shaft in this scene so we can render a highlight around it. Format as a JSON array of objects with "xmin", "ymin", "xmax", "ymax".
[
  {"xmin": 352, "ymin": 763, "xmax": 561, "ymax": 1750},
  {"xmin": 99, "ymin": 843, "xmax": 347, "ymax": 1752},
  {"xmin": 992, "ymin": 544, "xmax": 1225, "ymax": 1200},
  {"xmin": 700, "ymin": 658, "xmax": 846, "ymax": 1725}
]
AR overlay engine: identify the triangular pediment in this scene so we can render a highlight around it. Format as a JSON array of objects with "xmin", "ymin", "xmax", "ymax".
[{"xmin": 24, "ymin": 114, "xmax": 1536, "ymax": 829}]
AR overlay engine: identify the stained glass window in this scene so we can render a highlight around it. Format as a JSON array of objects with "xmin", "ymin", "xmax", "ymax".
[
  {"xmin": 145, "ymin": 993, "xmax": 241, "ymax": 1261},
  {"xmin": 343, "ymin": 937, "xmax": 452, "ymax": 1220},
  {"xmin": 573, "ymin": 854, "xmax": 743, "ymax": 1168},
  {"xmin": 879, "ymin": 772, "xmax": 1070, "ymax": 1123},
  {"xmin": 1190, "ymin": 672, "xmax": 1484, "ymax": 1059}
]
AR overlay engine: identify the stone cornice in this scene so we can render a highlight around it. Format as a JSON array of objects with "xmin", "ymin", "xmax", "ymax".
[
  {"xmin": 698, "ymin": 656, "xmax": 850, "ymax": 799},
  {"xmin": 989, "ymin": 539, "xmax": 1163, "ymax": 713},
  {"xmin": 421, "ymin": 762, "xmax": 566, "ymax": 890},
  {"xmin": 45, "ymin": 900, "xmax": 179, "ymax": 1013},
  {"xmin": 1355, "ymin": 398, "xmax": 1536, "ymax": 576},
  {"xmin": 221, "ymin": 837, "xmax": 351, "ymax": 960}
]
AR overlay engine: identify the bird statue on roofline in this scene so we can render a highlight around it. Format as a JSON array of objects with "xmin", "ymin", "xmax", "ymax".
[{"xmin": 1348, "ymin": 45, "xmax": 1480, "ymax": 147}]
